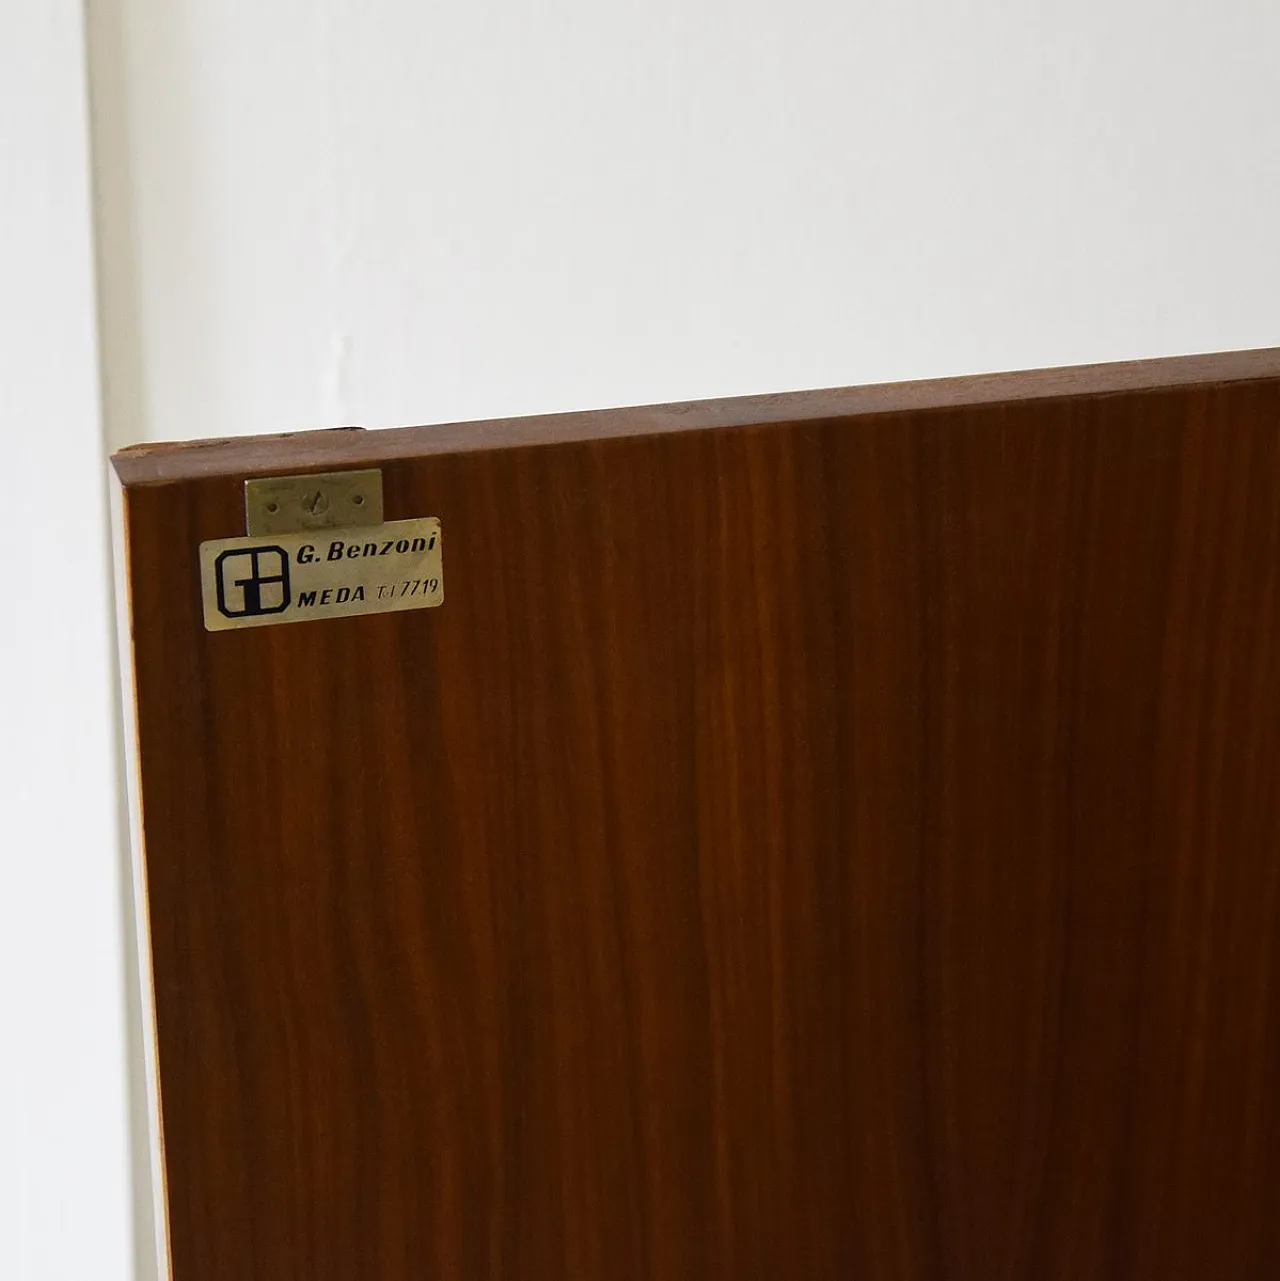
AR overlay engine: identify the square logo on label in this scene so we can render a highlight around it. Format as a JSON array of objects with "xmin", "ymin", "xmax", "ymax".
[{"xmin": 215, "ymin": 547, "xmax": 291, "ymax": 618}]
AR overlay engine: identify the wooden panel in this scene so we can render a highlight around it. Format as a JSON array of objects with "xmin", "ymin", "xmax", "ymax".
[{"xmin": 117, "ymin": 352, "xmax": 1280, "ymax": 1280}]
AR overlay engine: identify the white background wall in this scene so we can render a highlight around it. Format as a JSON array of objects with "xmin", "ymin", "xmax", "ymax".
[
  {"xmin": 91, "ymin": 0, "xmax": 1280, "ymax": 451},
  {"xmin": 5, "ymin": 1, "xmax": 1280, "ymax": 1277},
  {"xmin": 0, "ymin": 5, "xmax": 132, "ymax": 1281}
]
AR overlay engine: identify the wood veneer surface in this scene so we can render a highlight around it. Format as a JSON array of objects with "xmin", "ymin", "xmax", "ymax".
[{"xmin": 117, "ymin": 351, "xmax": 1280, "ymax": 1278}]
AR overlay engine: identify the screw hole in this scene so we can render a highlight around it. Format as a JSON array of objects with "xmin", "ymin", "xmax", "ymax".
[
  {"xmin": 266, "ymin": 501, "xmax": 279, "ymax": 513},
  {"xmin": 353, "ymin": 494, "xmax": 365, "ymax": 506}
]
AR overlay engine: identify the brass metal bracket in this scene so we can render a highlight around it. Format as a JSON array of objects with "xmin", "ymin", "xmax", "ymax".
[{"xmin": 244, "ymin": 469, "xmax": 384, "ymax": 536}]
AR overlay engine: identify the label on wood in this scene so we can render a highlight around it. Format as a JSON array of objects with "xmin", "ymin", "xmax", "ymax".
[{"xmin": 199, "ymin": 517, "xmax": 442, "ymax": 631}]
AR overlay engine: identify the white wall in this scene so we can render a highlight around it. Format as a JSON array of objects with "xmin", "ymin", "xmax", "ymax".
[
  {"xmin": 3, "ymin": 3, "xmax": 1279, "ymax": 1279},
  {"xmin": 92, "ymin": 0, "xmax": 1280, "ymax": 452},
  {"xmin": 0, "ymin": 5, "xmax": 132, "ymax": 1281}
]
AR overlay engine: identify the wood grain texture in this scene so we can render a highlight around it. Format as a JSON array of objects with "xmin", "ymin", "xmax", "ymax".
[{"xmin": 117, "ymin": 353, "xmax": 1280, "ymax": 1280}]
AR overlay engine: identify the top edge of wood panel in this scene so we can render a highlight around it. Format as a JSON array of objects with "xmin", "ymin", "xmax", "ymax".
[{"xmin": 110, "ymin": 347, "xmax": 1280, "ymax": 487}]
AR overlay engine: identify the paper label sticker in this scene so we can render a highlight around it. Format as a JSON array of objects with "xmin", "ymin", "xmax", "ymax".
[{"xmin": 199, "ymin": 518, "xmax": 443, "ymax": 631}]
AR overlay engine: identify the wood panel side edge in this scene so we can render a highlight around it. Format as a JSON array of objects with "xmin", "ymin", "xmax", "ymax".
[{"xmin": 109, "ymin": 472, "xmax": 174, "ymax": 1281}]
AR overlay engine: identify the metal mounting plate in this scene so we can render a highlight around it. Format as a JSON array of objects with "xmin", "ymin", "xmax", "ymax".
[{"xmin": 244, "ymin": 469, "xmax": 383, "ymax": 536}]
